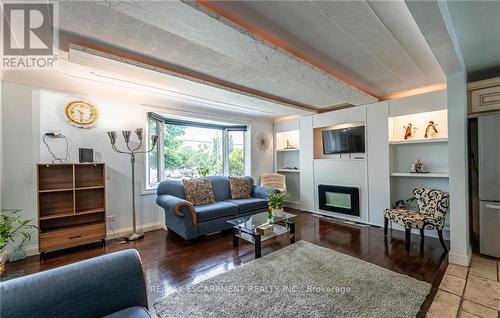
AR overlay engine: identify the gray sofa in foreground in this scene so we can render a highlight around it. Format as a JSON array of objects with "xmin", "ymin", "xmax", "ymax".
[
  {"xmin": 156, "ymin": 176, "xmax": 274, "ymax": 240},
  {"xmin": 0, "ymin": 249, "xmax": 150, "ymax": 318}
]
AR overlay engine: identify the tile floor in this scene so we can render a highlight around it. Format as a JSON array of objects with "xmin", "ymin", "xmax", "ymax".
[{"xmin": 427, "ymin": 254, "xmax": 500, "ymax": 318}]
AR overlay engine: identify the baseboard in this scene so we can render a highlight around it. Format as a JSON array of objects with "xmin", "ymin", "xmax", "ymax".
[
  {"xmin": 309, "ymin": 210, "xmax": 360, "ymax": 222},
  {"xmin": 23, "ymin": 245, "xmax": 40, "ymax": 257},
  {"xmin": 449, "ymin": 246, "xmax": 472, "ymax": 266},
  {"xmin": 391, "ymin": 223, "xmax": 450, "ymax": 240},
  {"xmin": 20, "ymin": 222, "xmax": 166, "ymax": 256},
  {"xmin": 106, "ymin": 222, "xmax": 166, "ymax": 240}
]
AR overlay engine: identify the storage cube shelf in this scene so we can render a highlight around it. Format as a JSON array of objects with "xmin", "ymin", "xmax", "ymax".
[{"xmin": 37, "ymin": 163, "xmax": 106, "ymax": 254}]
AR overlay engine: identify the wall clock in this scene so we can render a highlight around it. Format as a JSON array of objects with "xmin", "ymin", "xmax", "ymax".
[{"xmin": 64, "ymin": 100, "xmax": 99, "ymax": 128}]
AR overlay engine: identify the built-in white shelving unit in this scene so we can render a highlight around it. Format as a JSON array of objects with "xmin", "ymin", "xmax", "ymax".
[{"xmin": 389, "ymin": 108, "xmax": 450, "ymax": 206}]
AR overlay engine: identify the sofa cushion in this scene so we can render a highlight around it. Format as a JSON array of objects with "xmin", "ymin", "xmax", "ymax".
[
  {"xmin": 228, "ymin": 176, "xmax": 252, "ymax": 199},
  {"xmin": 208, "ymin": 176, "xmax": 232, "ymax": 201},
  {"xmin": 183, "ymin": 178, "xmax": 215, "ymax": 206},
  {"xmin": 195, "ymin": 201, "xmax": 238, "ymax": 222},
  {"xmin": 103, "ymin": 306, "xmax": 152, "ymax": 318},
  {"xmin": 226, "ymin": 198, "xmax": 268, "ymax": 214}
]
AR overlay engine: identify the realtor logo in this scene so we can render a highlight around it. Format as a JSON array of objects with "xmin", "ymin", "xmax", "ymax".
[{"xmin": 2, "ymin": 2, "xmax": 58, "ymax": 69}]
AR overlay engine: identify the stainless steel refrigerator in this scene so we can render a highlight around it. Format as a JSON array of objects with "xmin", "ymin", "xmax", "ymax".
[{"xmin": 478, "ymin": 113, "xmax": 500, "ymax": 257}]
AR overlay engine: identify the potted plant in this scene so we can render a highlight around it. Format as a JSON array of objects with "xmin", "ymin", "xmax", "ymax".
[
  {"xmin": 0, "ymin": 209, "xmax": 37, "ymax": 272},
  {"xmin": 268, "ymin": 192, "xmax": 289, "ymax": 217},
  {"xmin": 198, "ymin": 168, "xmax": 210, "ymax": 177}
]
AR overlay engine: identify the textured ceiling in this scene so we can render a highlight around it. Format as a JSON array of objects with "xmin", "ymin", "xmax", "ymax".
[
  {"xmin": 206, "ymin": 0, "xmax": 445, "ymax": 97},
  {"xmin": 447, "ymin": 1, "xmax": 500, "ymax": 73},
  {"xmin": 57, "ymin": 1, "xmax": 377, "ymax": 111}
]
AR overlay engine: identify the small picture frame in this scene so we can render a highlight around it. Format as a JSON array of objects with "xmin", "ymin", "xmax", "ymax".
[{"xmin": 79, "ymin": 148, "xmax": 94, "ymax": 163}]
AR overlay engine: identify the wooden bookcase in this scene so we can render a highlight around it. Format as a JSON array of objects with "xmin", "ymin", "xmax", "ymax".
[{"xmin": 37, "ymin": 163, "xmax": 106, "ymax": 255}]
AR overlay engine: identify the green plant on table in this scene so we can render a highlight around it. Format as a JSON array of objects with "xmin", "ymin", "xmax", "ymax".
[{"xmin": 268, "ymin": 191, "xmax": 289, "ymax": 210}]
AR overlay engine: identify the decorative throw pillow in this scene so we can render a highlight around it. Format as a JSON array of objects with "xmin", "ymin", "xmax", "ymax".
[
  {"xmin": 183, "ymin": 178, "xmax": 215, "ymax": 206},
  {"xmin": 229, "ymin": 176, "xmax": 252, "ymax": 199}
]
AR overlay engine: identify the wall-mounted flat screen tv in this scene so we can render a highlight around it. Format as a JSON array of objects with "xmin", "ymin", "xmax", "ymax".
[{"xmin": 322, "ymin": 126, "xmax": 365, "ymax": 154}]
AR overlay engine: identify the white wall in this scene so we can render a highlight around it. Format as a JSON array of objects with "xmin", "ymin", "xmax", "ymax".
[
  {"xmin": 447, "ymin": 71, "xmax": 471, "ymax": 266},
  {"xmin": 0, "ymin": 79, "xmax": 3, "ymax": 208},
  {"xmin": 299, "ymin": 116, "xmax": 314, "ymax": 212},
  {"xmin": 37, "ymin": 90, "xmax": 161, "ymax": 234},
  {"xmin": 250, "ymin": 121, "xmax": 274, "ymax": 183},
  {"xmin": 389, "ymin": 90, "xmax": 447, "ymax": 116},
  {"xmin": 1, "ymin": 81, "xmax": 274, "ymax": 254},
  {"xmin": 1, "ymin": 82, "xmax": 40, "ymax": 254},
  {"xmin": 366, "ymin": 102, "xmax": 390, "ymax": 226}
]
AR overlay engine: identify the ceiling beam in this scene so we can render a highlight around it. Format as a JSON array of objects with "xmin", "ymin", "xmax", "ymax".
[
  {"xmin": 60, "ymin": 32, "xmax": 318, "ymax": 114},
  {"xmin": 405, "ymin": 0, "xmax": 464, "ymax": 75},
  {"xmin": 188, "ymin": 0, "xmax": 376, "ymax": 100}
]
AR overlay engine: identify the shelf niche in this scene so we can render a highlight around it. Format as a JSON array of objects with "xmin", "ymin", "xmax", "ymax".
[
  {"xmin": 275, "ymin": 129, "xmax": 300, "ymax": 206},
  {"xmin": 389, "ymin": 109, "xmax": 447, "ymax": 144},
  {"xmin": 75, "ymin": 164, "xmax": 105, "ymax": 188},
  {"xmin": 275, "ymin": 130, "xmax": 299, "ymax": 150}
]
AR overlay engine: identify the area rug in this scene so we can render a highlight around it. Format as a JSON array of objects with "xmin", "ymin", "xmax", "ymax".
[{"xmin": 154, "ymin": 241, "xmax": 431, "ymax": 317}]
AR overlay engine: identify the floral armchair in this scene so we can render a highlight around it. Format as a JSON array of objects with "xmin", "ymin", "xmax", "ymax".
[{"xmin": 384, "ymin": 188, "xmax": 449, "ymax": 252}]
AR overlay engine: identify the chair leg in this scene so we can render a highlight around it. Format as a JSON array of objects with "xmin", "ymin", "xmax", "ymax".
[
  {"xmin": 405, "ymin": 228, "xmax": 411, "ymax": 252},
  {"xmin": 420, "ymin": 229, "xmax": 424, "ymax": 252},
  {"xmin": 384, "ymin": 217, "xmax": 388, "ymax": 236},
  {"xmin": 437, "ymin": 229, "xmax": 447, "ymax": 252}
]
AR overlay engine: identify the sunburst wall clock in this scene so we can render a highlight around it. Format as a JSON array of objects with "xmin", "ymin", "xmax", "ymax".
[{"xmin": 64, "ymin": 100, "xmax": 99, "ymax": 128}]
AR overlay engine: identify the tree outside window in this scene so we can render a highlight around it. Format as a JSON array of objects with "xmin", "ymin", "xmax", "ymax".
[{"xmin": 147, "ymin": 117, "xmax": 246, "ymax": 185}]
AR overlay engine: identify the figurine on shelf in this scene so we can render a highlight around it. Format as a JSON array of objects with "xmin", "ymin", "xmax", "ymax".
[
  {"xmin": 285, "ymin": 139, "xmax": 296, "ymax": 149},
  {"xmin": 410, "ymin": 158, "xmax": 425, "ymax": 173},
  {"xmin": 403, "ymin": 123, "xmax": 417, "ymax": 140},
  {"xmin": 424, "ymin": 121, "xmax": 439, "ymax": 138}
]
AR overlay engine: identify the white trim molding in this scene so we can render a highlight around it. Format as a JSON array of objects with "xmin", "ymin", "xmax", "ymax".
[
  {"xmin": 106, "ymin": 222, "xmax": 166, "ymax": 240},
  {"xmin": 448, "ymin": 245, "xmax": 472, "ymax": 267}
]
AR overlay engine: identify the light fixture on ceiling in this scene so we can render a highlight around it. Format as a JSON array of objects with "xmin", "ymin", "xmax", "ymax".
[{"xmin": 380, "ymin": 83, "xmax": 447, "ymax": 100}]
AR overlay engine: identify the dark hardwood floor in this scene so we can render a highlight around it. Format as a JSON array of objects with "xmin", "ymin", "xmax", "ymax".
[{"xmin": 1, "ymin": 210, "xmax": 448, "ymax": 316}]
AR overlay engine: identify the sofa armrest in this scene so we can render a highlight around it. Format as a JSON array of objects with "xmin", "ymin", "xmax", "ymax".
[
  {"xmin": 0, "ymin": 249, "xmax": 148, "ymax": 318},
  {"xmin": 156, "ymin": 194, "xmax": 197, "ymax": 226},
  {"xmin": 252, "ymin": 185, "xmax": 276, "ymax": 200}
]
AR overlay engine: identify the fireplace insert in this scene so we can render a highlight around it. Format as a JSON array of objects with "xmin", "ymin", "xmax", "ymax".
[{"xmin": 318, "ymin": 185, "xmax": 360, "ymax": 216}]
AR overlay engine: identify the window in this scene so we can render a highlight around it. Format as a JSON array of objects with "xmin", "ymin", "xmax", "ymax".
[
  {"xmin": 228, "ymin": 130, "xmax": 245, "ymax": 176},
  {"xmin": 148, "ymin": 117, "xmax": 161, "ymax": 185},
  {"xmin": 147, "ymin": 113, "xmax": 247, "ymax": 187}
]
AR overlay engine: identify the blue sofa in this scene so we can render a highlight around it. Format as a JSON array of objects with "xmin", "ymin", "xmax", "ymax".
[
  {"xmin": 156, "ymin": 176, "xmax": 274, "ymax": 240},
  {"xmin": 0, "ymin": 249, "xmax": 150, "ymax": 318}
]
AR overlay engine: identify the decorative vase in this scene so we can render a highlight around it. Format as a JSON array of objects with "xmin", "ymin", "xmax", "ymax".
[
  {"xmin": 0, "ymin": 249, "xmax": 8, "ymax": 273},
  {"xmin": 272, "ymin": 208, "xmax": 284, "ymax": 217}
]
